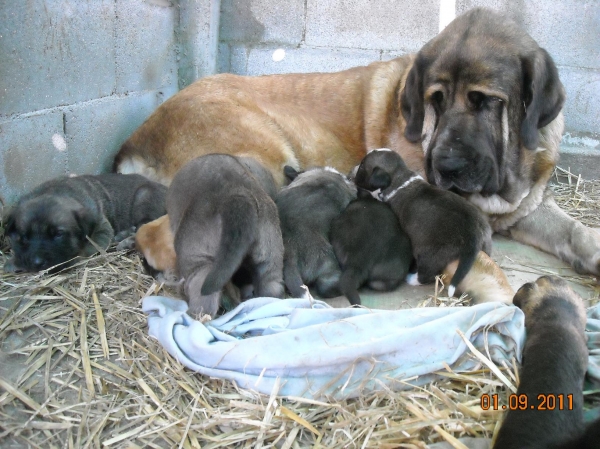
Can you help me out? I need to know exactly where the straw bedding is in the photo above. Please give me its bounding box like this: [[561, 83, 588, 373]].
[[0, 168, 599, 448]]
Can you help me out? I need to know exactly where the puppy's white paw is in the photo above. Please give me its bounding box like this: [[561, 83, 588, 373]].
[[447, 285, 456, 297], [300, 284, 314, 301], [406, 273, 421, 286]]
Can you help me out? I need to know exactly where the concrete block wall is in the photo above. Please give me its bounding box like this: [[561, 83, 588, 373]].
[[0, 0, 179, 204], [218, 0, 600, 178]]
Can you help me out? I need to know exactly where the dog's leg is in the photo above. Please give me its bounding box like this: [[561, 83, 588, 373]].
[[493, 276, 588, 449], [250, 221, 285, 299], [184, 266, 222, 318], [508, 190, 600, 276], [314, 256, 342, 298]]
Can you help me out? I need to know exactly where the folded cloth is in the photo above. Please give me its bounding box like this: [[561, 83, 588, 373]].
[[143, 296, 528, 399]]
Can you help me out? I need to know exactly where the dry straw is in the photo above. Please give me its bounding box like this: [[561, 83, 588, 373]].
[[0, 168, 598, 448]]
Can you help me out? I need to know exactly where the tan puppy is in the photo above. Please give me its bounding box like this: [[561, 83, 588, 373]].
[[135, 215, 176, 275], [442, 252, 514, 304], [114, 8, 600, 278]]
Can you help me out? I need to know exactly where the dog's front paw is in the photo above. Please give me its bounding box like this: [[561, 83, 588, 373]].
[[116, 235, 136, 251], [569, 225, 600, 277]]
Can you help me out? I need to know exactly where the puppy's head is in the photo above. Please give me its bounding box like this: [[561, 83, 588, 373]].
[[135, 215, 176, 274], [513, 276, 586, 328], [354, 149, 409, 191], [401, 8, 564, 195], [4, 195, 94, 272]]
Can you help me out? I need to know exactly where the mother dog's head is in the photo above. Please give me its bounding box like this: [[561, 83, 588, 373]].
[[400, 8, 565, 196]]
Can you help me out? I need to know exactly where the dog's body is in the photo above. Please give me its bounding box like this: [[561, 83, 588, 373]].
[[4, 174, 167, 272], [494, 276, 597, 448], [167, 154, 284, 317], [330, 188, 412, 305], [114, 8, 600, 278], [276, 167, 356, 298], [355, 149, 492, 296]]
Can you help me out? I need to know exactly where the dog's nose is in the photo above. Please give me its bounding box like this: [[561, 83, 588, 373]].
[[433, 147, 469, 178]]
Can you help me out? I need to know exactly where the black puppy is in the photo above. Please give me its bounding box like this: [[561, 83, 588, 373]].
[[330, 188, 412, 305], [276, 166, 356, 298], [355, 149, 492, 296], [4, 174, 167, 272], [167, 154, 284, 317], [494, 276, 599, 449]]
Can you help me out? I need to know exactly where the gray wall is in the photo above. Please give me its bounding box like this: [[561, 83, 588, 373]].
[[1, 1, 599, 205], [218, 0, 600, 177]]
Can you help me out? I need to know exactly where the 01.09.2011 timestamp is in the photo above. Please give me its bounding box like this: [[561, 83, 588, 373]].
[[480, 393, 574, 411]]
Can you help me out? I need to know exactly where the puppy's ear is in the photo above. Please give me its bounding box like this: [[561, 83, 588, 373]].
[[400, 55, 427, 143], [74, 208, 114, 256], [520, 48, 565, 150], [284, 165, 300, 182], [367, 167, 391, 190]]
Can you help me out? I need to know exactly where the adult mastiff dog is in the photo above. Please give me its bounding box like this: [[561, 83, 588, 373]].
[[114, 8, 600, 277]]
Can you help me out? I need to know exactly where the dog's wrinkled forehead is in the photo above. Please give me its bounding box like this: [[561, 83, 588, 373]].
[[10, 195, 79, 235]]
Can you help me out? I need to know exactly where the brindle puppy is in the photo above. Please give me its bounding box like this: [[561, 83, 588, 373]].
[[355, 149, 492, 297], [4, 174, 167, 272], [330, 187, 412, 306], [494, 276, 598, 449]]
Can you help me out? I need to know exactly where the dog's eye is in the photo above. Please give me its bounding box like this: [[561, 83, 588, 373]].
[[53, 229, 65, 239], [431, 91, 444, 107], [468, 91, 486, 110]]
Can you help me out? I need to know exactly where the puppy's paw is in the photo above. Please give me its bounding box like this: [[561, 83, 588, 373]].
[[114, 226, 137, 243], [405, 272, 421, 286], [569, 224, 600, 276], [513, 276, 586, 328], [3, 257, 20, 273], [116, 235, 136, 251]]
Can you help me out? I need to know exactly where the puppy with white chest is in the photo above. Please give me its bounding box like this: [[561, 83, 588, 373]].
[[4, 174, 167, 273], [330, 187, 412, 305], [276, 166, 356, 298], [167, 154, 284, 317], [355, 149, 492, 297]]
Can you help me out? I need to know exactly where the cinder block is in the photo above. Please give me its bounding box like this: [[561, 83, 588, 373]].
[[65, 87, 178, 176], [0, 112, 67, 204], [231, 45, 381, 76], [305, 0, 439, 52], [219, 0, 304, 45], [218, 43, 231, 73], [456, 0, 600, 69], [381, 50, 412, 61], [115, 0, 178, 93], [0, 1, 116, 116], [559, 67, 600, 135]]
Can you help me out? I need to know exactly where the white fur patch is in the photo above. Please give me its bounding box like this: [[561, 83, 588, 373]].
[[406, 273, 421, 286], [324, 166, 343, 176], [367, 148, 393, 153], [382, 175, 423, 201], [468, 189, 530, 215], [447, 285, 456, 297]]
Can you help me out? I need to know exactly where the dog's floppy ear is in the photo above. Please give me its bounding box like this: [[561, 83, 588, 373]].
[[367, 167, 391, 190], [74, 207, 114, 256], [520, 48, 565, 150], [400, 56, 426, 143], [284, 165, 300, 182]]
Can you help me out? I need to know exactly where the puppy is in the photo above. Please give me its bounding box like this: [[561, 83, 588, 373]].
[[355, 149, 492, 297], [4, 174, 167, 272], [167, 154, 284, 317], [276, 166, 356, 298], [493, 276, 597, 448], [330, 187, 412, 305], [442, 251, 514, 304], [135, 214, 177, 278]]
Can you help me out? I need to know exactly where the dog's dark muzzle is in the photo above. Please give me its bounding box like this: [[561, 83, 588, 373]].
[[427, 145, 499, 195]]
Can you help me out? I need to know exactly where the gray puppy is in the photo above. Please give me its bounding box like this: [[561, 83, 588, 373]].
[[330, 187, 412, 306], [355, 149, 492, 297], [276, 166, 357, 298], [4, 174, 167, 272], [167, 154, 284, 317]]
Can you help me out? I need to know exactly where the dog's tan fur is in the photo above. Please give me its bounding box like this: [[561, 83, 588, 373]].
[[135, 215, 176, 274], [442, 252, 514, 304], [117, 9, 600, 278]]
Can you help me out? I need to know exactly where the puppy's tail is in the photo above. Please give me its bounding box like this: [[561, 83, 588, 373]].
[[339, 267, 367, 306], [201, 196, 257, 296], [448, 248, 478, 297]]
